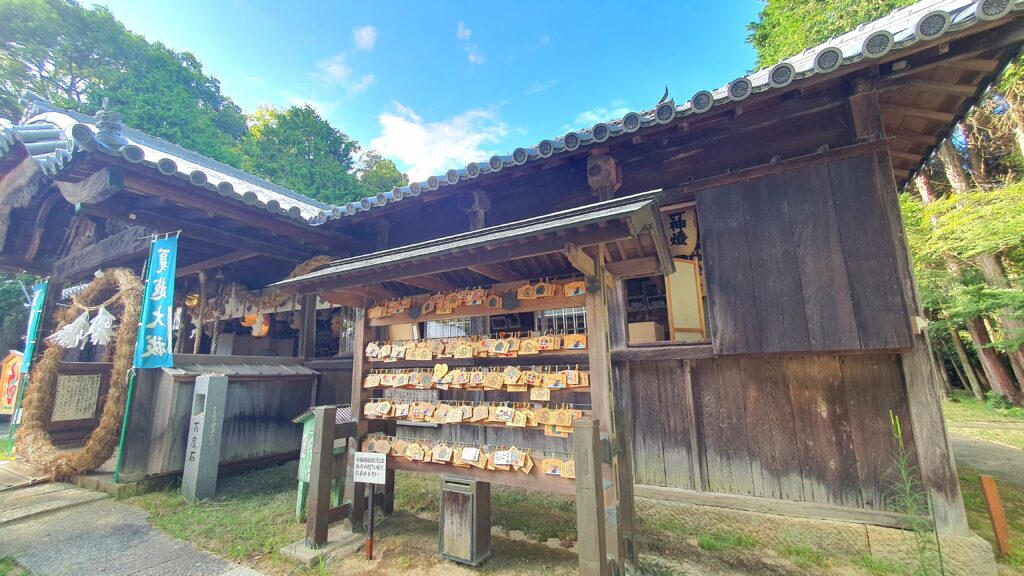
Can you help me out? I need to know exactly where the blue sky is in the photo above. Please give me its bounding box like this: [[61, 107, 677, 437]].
[[90, 0, 762, 179]]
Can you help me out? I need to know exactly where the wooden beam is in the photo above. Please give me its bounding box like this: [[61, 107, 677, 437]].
[[56, 167, 122, 205], [888, 130, 940, 145], [467, 263, 518, 282], [394, 274, 459, 293], [890, 150, 925, 165], [945, 58, 1001, 73], [281, 222, 634, 295], [52, 225, 152, 280], [881, 104, 957, 123], [877, 79, 979, 98], [605, 256, 661, 278], [563, 243, 596, 276], [667, 139, 888, 200], [83, 200, 310, 262], [120, 172, 352, 249], [176, 250, 257, 278], [848, 86, 885, 142], [24, 192, 63, 261]]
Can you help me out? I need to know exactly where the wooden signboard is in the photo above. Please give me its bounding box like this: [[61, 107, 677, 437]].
[[52, 373, 102, 422], [0, 351, 23, 415]]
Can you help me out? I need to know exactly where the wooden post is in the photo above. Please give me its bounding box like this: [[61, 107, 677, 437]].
[[583, 248, 636, 571], [306, 405, 337, 548], [605, 279, 638, 568], [298, 294, 317, 361], [873, 149, 970, 534], [345, 303, 369, 533], [574, 418, 609, 576], [980, 475, 1011, 556]]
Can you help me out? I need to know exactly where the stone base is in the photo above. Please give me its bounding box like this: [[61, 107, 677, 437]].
[[636, 496, 996, 576], [280, 523, 364, 567]]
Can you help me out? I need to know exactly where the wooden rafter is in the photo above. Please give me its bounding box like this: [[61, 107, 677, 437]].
[[176, 250, 258, 278], [467, 263, 519, 282], [881, 104, 957, 123]]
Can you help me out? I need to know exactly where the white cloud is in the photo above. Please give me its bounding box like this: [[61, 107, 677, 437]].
[[526, 79, 558, 95], [564, 101, 631, 131], [278, 91, 341, 118], [508, 35, 551, 63], [353, 25, 377, 51], [313, 53, 352, 85], [457, 21, 485, 65], [370, 101, 508, 180], [348, 74, 376, 95]]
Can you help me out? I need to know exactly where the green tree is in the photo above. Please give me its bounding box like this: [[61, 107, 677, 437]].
[[0, 0, 247, 165], [747, 0, 916, 68], [358, 150, 408, 196], [240, 105, 364, 205]]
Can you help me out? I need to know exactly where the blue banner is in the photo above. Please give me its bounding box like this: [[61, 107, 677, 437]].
[[21, 280, 48, 376], [134, 236, 177, 369]]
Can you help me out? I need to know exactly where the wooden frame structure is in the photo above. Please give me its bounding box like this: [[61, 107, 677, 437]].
[[276, 191, 676, 573]]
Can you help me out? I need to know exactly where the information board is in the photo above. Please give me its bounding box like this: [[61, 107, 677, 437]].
[[52, 374, 101, 421]]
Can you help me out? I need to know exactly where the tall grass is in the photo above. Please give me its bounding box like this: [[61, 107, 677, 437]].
[[889, 410, 944, 576]]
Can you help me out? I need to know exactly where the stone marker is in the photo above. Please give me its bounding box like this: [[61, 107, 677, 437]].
[[182, 374, 228, 501]]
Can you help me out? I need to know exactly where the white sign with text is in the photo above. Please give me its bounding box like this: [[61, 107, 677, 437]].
[[353, 451, 387, 485]]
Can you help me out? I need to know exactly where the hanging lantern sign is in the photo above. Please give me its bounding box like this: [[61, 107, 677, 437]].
[[661, 206, 698, 257], [134, 236, 178, 369]]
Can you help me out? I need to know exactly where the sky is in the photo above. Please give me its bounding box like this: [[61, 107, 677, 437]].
[[89, 0, 762, 180]]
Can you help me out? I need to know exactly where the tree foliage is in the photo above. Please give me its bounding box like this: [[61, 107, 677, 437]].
[[747, 0, 917, 68], [0, 0, 403, 206], [240, 105, 365, 206]]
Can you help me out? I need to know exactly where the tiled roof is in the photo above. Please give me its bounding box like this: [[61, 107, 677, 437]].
[[340, 0, 1022, 218], [2, 0, 1017, 227], [0, 94, 335, 225]]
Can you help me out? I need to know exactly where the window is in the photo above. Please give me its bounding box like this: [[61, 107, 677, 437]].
[[535, 307, 586, 334], [425, 317, 474, 338], [625, 203, 707, 345]]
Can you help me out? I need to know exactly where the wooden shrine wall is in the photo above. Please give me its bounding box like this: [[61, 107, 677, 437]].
[[696, 151, 913, 355], [620, 353, 916, 513]]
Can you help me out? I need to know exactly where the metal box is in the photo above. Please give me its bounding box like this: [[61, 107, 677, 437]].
[[439, 475, 491, 566]]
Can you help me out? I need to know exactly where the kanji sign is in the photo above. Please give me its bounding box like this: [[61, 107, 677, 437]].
[[661, 206, 698, 257], [134, 236, 177, 369], [353, 451, 387, 484]]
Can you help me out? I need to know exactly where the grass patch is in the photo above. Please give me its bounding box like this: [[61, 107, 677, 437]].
[[638, 557, 685, 575], [778, 542, 826, 569], [0, 557, 29, 576], [943, 390, 1024, 424], [852, 553, 906, 575], [696, 530, 756, 552], [127, 461, 304, 573], [958, 464, 1024, 569], [394, 470, 576, 542]]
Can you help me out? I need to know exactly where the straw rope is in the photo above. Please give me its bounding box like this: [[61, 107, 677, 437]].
[[17, 268, 143, 481]]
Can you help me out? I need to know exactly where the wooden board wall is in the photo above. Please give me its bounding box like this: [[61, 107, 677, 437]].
[[621, 353, 917, 513], [697, 152, 912, 355]]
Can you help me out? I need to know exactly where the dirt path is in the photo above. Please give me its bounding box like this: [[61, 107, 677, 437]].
[[950, 432, 1024, 486]]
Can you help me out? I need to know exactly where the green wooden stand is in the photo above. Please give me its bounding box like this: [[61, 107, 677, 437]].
[[294, 410, 345, 522]]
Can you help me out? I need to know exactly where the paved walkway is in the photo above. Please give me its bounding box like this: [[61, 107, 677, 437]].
[[0, 482, 262, 576]]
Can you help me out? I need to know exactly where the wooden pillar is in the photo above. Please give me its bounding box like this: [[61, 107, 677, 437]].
[[875, 150, 969, 535], [298, 293, 317, 361], [587, 151, 621, 201], [583, 249, 637, 571], [574, 418, 609, 576], [606, 279, 638, 567], [345, 303, 369, 533], [345, 302, 396, 532], [848, 77, 885, 142], [457, 189, 490, 231]]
